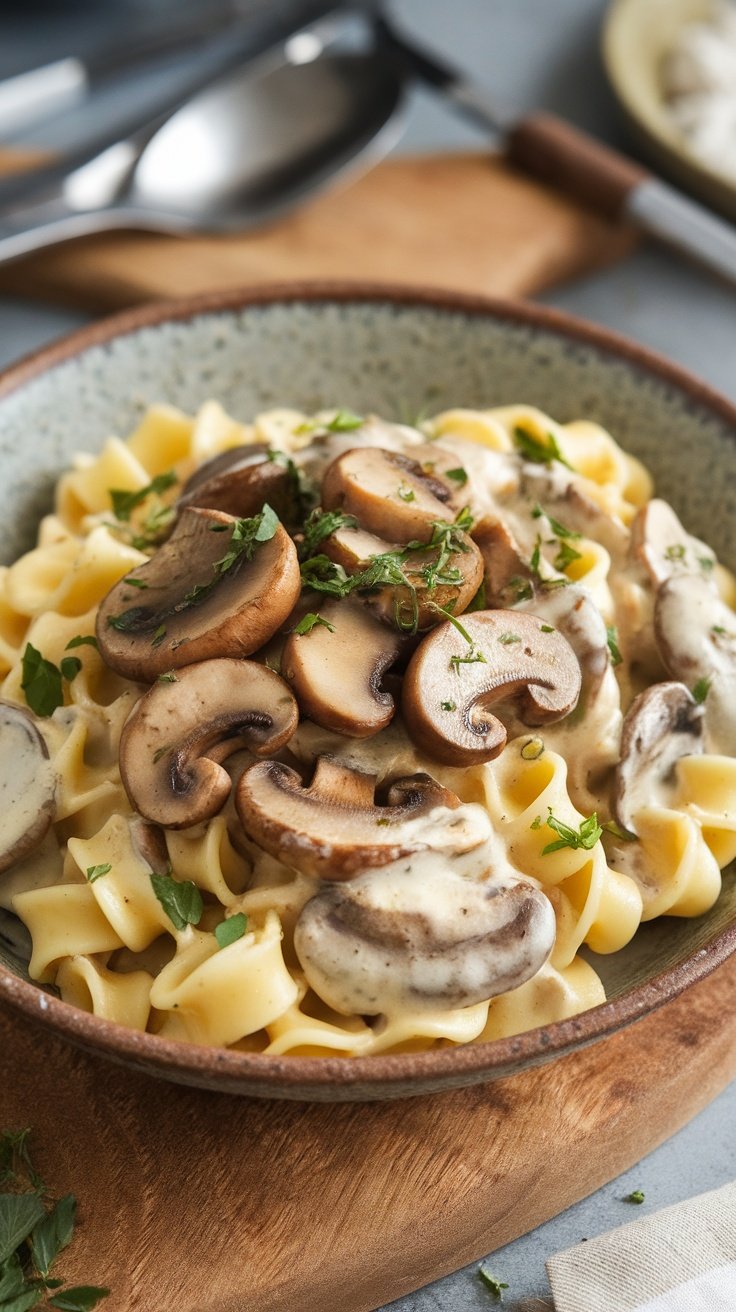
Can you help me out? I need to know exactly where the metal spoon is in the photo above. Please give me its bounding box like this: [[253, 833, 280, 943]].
[[0, 33, 405, 265]]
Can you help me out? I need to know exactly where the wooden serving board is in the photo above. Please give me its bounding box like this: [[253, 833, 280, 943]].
[[1, 955, 734, 1312], [0, 150, 637, 310]]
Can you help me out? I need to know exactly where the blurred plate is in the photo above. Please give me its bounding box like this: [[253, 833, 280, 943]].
[[603, 0, 736, 222]]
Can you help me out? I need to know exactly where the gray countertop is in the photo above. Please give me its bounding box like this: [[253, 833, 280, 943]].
[[1, 1, 734, 1307]]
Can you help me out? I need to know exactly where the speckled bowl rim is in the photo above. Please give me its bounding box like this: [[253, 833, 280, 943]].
[[1, 280, 735, 1099]]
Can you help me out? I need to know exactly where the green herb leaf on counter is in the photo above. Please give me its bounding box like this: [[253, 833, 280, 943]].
[[692, 677, 711, 704], [215, 913, 248, 949], [513, 426, 573, 470], [21, 644, 64, 718], [625, 1190, 645, 1204], [606, 625, 623, 667], [31, 1194, 76, 1277], [535, 807, 603, 855], [477, 1265, 509, 1300], [291, 613, 336, 636], [49, 1287, 110, 1311], [85, 865, 112, 884], [150, 872, 203, 931], [108, 471, 177, 522], [64, 636, 98, 652]]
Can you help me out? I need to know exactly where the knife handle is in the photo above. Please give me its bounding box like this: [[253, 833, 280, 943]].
[[506, 111, 648, 219]]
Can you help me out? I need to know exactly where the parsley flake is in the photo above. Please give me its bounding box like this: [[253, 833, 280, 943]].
[[85, 864, 112, 883], [536, 807, 603, 854], [664, 543, 686, 562], [292, 612, 336, 636], [151, 624, 166, 648], [626, 1190, 645, 1204], [108, 471, 177, 522], [531, 503, 581, 540], [441, 700, 457, 712], [514, 426, 573, 470], [498, 632, 521, 645], [445, 467, 468, 485], [602, 820, 638, 843], [21, 644, 64, 718], [397, 483, 416, 502], [477, 1265, 509, 1300], [150, 872, 203, 931], [157, 672, 178, 683], [326, 409, 364, 432], [607, 625, 623, 666], [299, 508, 358, 561], [215, 913, 248, 949], [65, 635, 98, 652], [540, 624, 555, 633], [692, 676, 711, 704]]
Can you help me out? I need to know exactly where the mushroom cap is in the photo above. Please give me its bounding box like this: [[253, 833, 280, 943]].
[[473, 519, 532, 604], [321, 447, 454, 543], [654, 573, 736, 754], [631, 499, 716, 587], [177, 446, 300, 525], [515, 582, 610, 707], [294, 866, 556, 1015], [282, 598, 404, 737], [402, 610, 582, 766], [0, 701, 56, 874], [96, 507, 300, 681], [119, 659, 298, 828], [613, 681, 704, 836], [235, 754, 488, 879]]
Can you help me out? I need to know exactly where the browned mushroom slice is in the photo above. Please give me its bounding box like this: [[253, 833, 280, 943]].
[[655, 573, 736, 754], [177, 446, 300, 524], [631, 499, 716, 587], [294, 867, 556, 1014], [473, 519, 534, 605], [613, 682, 703, 836], [321, 447, 454, 542], [0, 701, 56, 874], [323, 524, 484, 630], [519, 464, 629, 557], [282, 599, 404, 737], [235, 755, 485, 879], [515, 583, 610, 707], [402, 611, 582, 766], [120, 659, 298, 828], [97, 506, 300, 681]]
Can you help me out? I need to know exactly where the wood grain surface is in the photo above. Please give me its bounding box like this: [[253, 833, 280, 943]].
[[1, 954, 734, 1312], [0, 151, 637, 310]]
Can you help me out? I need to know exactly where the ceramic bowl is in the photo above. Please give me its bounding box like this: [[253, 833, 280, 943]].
[[603, 0, 736, 222], [0, 283, 735, 1101]]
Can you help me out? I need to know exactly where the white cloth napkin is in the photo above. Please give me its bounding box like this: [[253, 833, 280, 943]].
[[545, 1182, 736, 1311]]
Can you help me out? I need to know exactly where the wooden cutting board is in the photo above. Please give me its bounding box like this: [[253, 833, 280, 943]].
[[1, 955, 734, 1312], [0, 151, 637, 309]]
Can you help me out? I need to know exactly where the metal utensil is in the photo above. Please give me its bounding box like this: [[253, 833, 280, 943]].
[[0, 34, 404, 264], [376, 15, 736, 289]]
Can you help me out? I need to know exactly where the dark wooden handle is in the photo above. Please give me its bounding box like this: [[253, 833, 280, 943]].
[[506, 112, 649, 220]]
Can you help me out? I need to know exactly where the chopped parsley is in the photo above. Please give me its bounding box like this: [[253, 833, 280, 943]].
[[64, 635, 98, 652], [625, 1190, 645, 1204], [291, 612, 336, 636], [85, 864, 112, 883], [157, 672, 178, 684], [533, 807, 603, 854], [299, 508, 358, 561], [151, 625, 166, 648], [531, 503, 581, 539], [215, 913, 248, 949], [445, 467, 468, 485], [108, 470, 177, 522], [606, 625, 623, 667], [513, 426, 573, 470], [397, 484, 416, 502], [150, 872, 203, 931], [507, 576, 534, 603], [465, 580, 487, 613], [664, 543, 686, 562], [214, 504, 279, 574], [21, 644, 81, 718], [540, 624, 555, 633], [326, 409, 364, 432], [477, 1266, 509, 1300], [553, 539, 582, 572], [498, 632, 521, 645], [602, 820, 638, 843], [692, 676, 711, 704], [152, 745, 172, 764], [441, 700, 457, 712]]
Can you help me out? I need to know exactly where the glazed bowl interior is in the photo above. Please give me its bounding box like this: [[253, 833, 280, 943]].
[[1, 284, 735, 1100]]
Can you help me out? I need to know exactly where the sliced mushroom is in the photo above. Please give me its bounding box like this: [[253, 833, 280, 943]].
[[97, 507, 300, 681], [515, 583, 611, 707], [631, 499, 716, 587], [120, 659, 298, 828], [294, 865, 556, 1014], [177, 446, 300, 525], [402, 611, 582, 766], [321, 447, 454, 542], [323, 523, 484, 629], [281, 598, 404, 737], [519, 463, 630, 558], [0, 701, 56, 874], [473, 519, 534, 605], [613, 681, 703, 836], [655, 573, 736, 754], [235, 754, 488, 878]]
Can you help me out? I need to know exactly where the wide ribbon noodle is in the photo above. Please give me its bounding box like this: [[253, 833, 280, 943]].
[[1, 399, 734, 1056]]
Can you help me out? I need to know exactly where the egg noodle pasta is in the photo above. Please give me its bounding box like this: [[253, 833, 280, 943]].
[[0, 400, 733, 1057]]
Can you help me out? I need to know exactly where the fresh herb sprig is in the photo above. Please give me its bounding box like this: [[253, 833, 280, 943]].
[[531, 807, 603, 854], [0, 1128, 109, 1311], [514, 425, 573, 470], [108, 471, 177, 523], [21, 644, 82, 719]]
